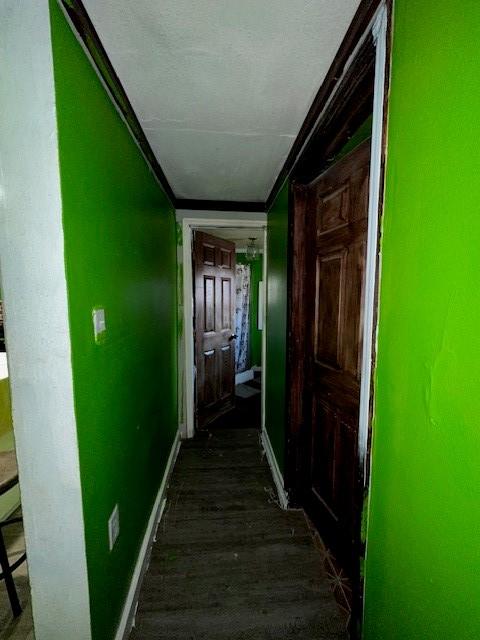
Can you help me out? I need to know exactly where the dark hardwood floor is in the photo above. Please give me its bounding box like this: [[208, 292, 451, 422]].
[[130, 427, 349, 640], [208, 380, 262, 430]]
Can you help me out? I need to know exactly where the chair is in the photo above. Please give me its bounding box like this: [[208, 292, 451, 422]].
[[0, 450, 26, 617]]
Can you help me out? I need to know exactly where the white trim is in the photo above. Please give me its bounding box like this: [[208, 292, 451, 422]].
[[358, 2, 388, 477], [261, 428, 289, 509], [182, 221, 195, 438], [288, 10, 384, 175], [257, 280, 264, 331], [182, 217, 267, 439], [114, 430, 181, 640], [235, 247, 264, 254], [176, 209, 267, 223], [261, 229, 268, 430], [0, 4, 92, 638], [235, 369, 254, 385]]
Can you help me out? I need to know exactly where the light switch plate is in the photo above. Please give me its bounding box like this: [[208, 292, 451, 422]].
[[108, 504, 120, 551], [92, 307, 106, 344]]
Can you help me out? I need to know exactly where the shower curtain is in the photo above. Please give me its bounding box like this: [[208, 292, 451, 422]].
[[235, 263, 250, 373]]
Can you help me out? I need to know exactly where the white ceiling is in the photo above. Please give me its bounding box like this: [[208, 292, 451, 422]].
[[83, 0, 360, 203]]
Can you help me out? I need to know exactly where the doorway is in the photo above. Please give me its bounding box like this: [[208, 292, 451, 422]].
[[285, 3, 389, 633], [295, 138, 372, 576], [182, 219, 267, 438], [194, 228, 264, 431]]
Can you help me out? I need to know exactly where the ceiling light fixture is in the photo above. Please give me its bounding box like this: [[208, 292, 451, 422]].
[[245, 237, 258, 262]]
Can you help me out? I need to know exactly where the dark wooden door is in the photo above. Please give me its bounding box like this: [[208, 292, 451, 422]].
[[194, 231, 236, 429], [302, 140, 370, 573]]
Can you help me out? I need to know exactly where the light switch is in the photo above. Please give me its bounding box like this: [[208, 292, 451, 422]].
[[92, 308, 106, 343], [108, 504, 120, 551]]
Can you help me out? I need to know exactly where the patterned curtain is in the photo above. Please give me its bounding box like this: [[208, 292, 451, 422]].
[[235, 263, 250, 373]]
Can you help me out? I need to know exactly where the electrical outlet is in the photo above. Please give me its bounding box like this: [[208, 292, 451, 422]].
[[108, 504, 120, 551]]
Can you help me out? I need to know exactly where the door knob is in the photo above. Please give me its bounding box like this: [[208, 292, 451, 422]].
[[228, 334, 238, 341]]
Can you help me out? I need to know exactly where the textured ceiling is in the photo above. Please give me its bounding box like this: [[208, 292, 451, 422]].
[[83, 0, 360, 202]]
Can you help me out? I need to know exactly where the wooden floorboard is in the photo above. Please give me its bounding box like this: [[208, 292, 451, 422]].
[[130, 427, 349, 640]]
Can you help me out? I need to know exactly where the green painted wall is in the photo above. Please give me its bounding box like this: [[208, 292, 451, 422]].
[[335, 115, 372, 163], [364, 2, 480, 638], [49, 3, 177, 639], [236, 253, 263, 368], [265, 182, 289, 472]]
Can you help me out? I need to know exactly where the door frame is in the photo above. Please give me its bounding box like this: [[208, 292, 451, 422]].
[[285, 0, 390, 628], [286, 1, 390, 491], [182, 218, 267, 439]]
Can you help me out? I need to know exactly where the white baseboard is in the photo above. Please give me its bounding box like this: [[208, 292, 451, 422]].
[[261, 428, 289, 510], [114, 430, 181, 640], [235, 368, 254, 385], [178, 422, 187, 440]]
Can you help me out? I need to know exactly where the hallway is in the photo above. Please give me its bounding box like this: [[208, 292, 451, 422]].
[[3, 1, 479, 638], [130, 428, 348, 640]]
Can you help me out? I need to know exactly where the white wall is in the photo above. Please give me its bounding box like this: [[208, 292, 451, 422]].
[[0, 2, 91, 638]]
